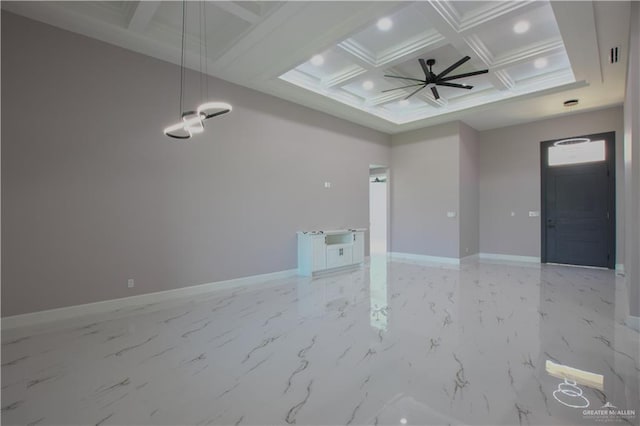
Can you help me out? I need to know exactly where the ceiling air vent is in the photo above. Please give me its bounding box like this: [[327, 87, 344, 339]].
[[609, 47, 619, 64]]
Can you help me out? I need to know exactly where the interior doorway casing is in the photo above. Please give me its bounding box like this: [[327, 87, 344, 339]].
[[540, 132, 616, 269]]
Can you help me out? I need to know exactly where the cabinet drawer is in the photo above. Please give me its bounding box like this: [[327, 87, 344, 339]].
[[326, 244, 353, 268]]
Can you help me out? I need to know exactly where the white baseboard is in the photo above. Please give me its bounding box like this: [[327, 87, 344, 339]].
[[479, 253, 541, 263], [389, 252, 460, 265], [625, 315, 640, 332], [1, 269, 297, 330]]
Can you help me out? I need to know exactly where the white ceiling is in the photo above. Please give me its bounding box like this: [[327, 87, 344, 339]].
[[280, 1, 576, 125], [1, 1, 631, 133]]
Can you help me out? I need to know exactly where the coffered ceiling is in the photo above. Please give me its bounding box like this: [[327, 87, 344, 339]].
[[280, 1, 575, 125], [1, 1, 631, 133]]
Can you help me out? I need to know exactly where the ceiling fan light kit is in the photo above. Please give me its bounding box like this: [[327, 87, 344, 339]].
[[383, 56, 489, 100], [163, 1, 232, 140]]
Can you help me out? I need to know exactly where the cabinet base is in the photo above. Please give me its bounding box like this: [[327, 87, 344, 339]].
[[298, 262, 364, 277]]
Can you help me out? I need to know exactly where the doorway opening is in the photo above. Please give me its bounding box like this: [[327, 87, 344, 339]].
[[540, 132, 616, 269], [369, 166, 388, 254]]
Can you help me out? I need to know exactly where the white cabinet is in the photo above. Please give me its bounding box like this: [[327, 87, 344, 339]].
[[327, 244, 353, 268], [311, 236, 326, 271], [297, 229, 366, 276]]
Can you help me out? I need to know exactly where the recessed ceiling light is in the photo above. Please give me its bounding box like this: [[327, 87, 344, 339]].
[[362, 80, 374, 90], [310, 54, 324, 66], [513, 20, 530, 34], [377, 17, 393, 31], [563, 99, 579, 107], [399, 99, 410, 106], [534, 58, 548, 69]]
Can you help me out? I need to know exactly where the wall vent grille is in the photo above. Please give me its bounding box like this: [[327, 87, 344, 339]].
[[609, 47, 619, 64]]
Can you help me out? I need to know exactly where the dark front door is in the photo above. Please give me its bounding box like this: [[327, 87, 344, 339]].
[[541, 132, 615, 268]]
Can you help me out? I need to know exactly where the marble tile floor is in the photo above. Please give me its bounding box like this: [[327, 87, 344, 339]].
[[2, 257, 639, 426]]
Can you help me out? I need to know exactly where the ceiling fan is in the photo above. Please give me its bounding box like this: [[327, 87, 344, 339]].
[[383, 56, 488, 100]]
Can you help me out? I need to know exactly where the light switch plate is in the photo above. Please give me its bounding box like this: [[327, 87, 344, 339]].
[[529, 211, 540, 217], [447, 211, 457, 218]]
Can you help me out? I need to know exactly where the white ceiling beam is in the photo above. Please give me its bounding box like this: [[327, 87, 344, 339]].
[[127, 1, 161, 33], [366, 92, 405, 107], [488, 70, 515, 91], [426, 1, 538, 36], [338, 39, 378, 69], [456, 2, 539, 35], [411, 86, 449, 108], [490, 39, 565, 70], [550, 1, 602, 84], [214, 2, 400, 81], [416, 3, 503, 93], [322, 66, 368, 89], [212, 2, 260, 24], [415, 4, 486, 63]]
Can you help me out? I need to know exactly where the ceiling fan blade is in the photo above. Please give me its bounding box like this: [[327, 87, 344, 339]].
[[384, 75, 426, 83], [381, 83, 425, 93], [418, 58, 431, 80], [435, 56, 470, 80], [430, 86, 440, 100], [439, 69, 489, 82], [436, 82, 473, 89], [405, 85, 426, 99]]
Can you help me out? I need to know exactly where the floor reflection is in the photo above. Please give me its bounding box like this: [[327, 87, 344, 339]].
[[369, 254, 388, 331]]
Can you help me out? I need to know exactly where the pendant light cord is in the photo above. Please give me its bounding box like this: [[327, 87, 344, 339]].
[[199, 1, 204, 104], [179, 0, 186, 117], [203, 1, 209, 100]]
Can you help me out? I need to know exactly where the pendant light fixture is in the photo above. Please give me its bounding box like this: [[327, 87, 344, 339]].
[[163, 1, 231, 139]]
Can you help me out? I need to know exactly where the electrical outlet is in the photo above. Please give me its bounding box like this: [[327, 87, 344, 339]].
[[127, 279, 135, 288]]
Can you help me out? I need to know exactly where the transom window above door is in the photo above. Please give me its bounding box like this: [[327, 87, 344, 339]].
[[548, 139, 606, 167]]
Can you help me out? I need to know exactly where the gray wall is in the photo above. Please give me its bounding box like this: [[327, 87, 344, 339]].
[[478, 107, 625, 261], [624, 2, 640, 317], [1, 13, 390, 316], [0, 11, 3, 319], [459, 122, 479, 257], [390, 122, 460, 258]]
